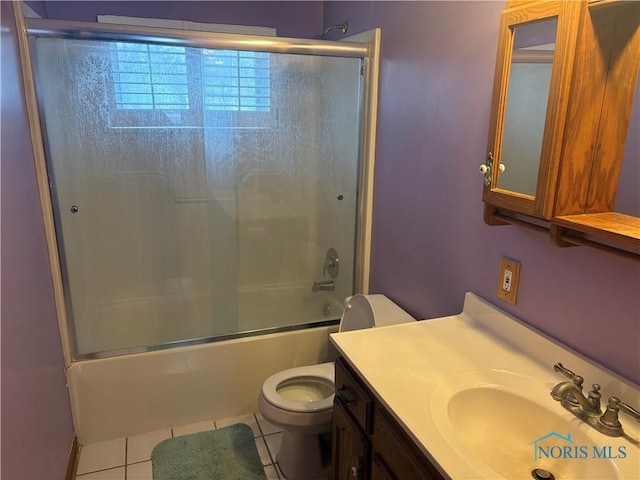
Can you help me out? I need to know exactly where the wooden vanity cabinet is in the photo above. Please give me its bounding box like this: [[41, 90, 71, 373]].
[[331, 358, 446, 480], [372, 406, 445, 480], [483, 0, 640, 259]]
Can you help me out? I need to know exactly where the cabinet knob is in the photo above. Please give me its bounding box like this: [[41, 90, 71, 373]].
[[351, 465, 359, 477], [481, 152, 494, 186], [337, 386, 357, 405]]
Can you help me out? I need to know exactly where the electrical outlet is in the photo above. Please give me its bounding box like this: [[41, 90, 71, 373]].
[[502, 268, 513, 292], [497, 256, 520, 305]]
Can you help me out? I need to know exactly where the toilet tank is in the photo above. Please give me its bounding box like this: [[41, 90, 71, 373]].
[[338, 294, 416, 332]]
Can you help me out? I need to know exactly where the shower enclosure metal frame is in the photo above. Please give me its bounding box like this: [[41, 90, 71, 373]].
[[17, 14, 380, 364]]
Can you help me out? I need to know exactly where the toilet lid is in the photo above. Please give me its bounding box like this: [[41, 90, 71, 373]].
[[261, 362, 334, 413], [339, 294, 416, 331]]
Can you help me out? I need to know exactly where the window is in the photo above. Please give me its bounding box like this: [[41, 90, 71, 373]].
[[202, 50, 271, 112], [109, 43, 271, 126], [111, 43, 189, 110]]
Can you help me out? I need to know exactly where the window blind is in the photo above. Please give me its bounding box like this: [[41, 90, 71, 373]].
[[201, 49, 271, 112], [110, 43, 271, 114], [111, 42, 189, 110]]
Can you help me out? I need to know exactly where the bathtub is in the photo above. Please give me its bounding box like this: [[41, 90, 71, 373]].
[[67, 322, 339, 444], [77, 281, 344, 355]]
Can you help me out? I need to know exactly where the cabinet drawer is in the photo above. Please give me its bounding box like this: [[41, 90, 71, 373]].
[[335, 357, 373, 433], [373, 405, 445, 480]]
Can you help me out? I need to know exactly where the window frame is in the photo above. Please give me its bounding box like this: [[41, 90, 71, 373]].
[[100, 16, 276, 129]]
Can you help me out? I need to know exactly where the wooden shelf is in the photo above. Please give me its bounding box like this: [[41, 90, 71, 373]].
[[588, 0, 636, 11], [553, 213, 640, 246], [550, 213, 640, 261]]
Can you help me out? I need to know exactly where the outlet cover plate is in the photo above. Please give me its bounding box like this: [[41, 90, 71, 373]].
[[497, 256, 520, 305]]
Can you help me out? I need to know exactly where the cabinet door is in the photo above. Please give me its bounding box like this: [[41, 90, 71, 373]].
[[372, 406, 445, 480], [483, 1, 583, 219], [332, 400, 370, 480], [371, 454, 395, 480]]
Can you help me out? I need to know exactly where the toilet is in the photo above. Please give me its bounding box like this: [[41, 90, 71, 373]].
[[257, 294, 415, 480]]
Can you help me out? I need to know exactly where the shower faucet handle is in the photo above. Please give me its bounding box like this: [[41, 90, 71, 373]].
[[324, 260, 338, 277], [324, 248, 340, 279]]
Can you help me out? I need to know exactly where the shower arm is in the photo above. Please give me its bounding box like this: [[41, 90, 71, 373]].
[[322, 21, 348, 38]]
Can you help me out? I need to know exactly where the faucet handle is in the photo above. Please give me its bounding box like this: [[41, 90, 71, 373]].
[[616, 397, 640, 422], [596, 396, 639, 437], [554, 363, 584, 388], [599, 397, 623, 433]]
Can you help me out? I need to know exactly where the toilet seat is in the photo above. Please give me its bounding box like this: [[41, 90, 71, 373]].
[[261, 362, 334, 413]]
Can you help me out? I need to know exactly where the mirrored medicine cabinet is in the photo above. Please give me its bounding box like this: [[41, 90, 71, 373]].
[[482, 0, 640, 260]]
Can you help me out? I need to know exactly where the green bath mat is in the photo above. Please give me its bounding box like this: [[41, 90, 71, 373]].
[[151, 423, 267, 480]]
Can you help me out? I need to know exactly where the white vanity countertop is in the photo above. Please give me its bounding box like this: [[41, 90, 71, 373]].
[[329, 292, 640, 480]]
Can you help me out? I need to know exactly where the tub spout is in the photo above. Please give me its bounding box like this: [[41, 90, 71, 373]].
[[312, 280, 335, 292]]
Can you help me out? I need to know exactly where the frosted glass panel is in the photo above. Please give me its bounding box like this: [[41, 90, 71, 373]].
[[498, 19, 557, 196], [34, 37, 362, 356]]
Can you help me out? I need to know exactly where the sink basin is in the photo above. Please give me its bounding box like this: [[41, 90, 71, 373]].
[[431, 370, 625, 480]]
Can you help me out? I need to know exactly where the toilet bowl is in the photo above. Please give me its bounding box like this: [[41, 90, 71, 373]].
[[258, 362, 334, 433], [258, 294, 415, 480]]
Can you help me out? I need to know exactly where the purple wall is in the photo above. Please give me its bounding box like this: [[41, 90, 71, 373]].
[[38, 1, 324, 39], [1, 2, 74, 479], [324, 1, 640, 385], [5, 9, 637, 480]]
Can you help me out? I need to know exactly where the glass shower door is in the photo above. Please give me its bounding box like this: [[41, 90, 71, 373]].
[[32, 36, 363, 357]]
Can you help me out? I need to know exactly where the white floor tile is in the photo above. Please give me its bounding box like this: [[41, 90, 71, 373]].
[[215, 412, 260, 437], [126, 461, 153, 480], [254, 436, 273, 466], [264, 432, 283, 461], [127, 428, 172, 464], [77, 437, 126, 475], [256, 412, 283, 435], [264, 464, 280, 480], [172, 420, 215, 437], [76, 466, 125, 480]]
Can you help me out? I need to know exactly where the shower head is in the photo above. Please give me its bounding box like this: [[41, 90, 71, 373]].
[[321, 20, 348, 38]]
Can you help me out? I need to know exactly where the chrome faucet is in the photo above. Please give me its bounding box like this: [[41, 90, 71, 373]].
[[312, 280, 335, 292], [550, 363, 601, 415], [550, 363, 640, 437]]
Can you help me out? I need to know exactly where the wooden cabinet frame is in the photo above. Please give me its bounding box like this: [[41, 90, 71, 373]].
[[484, 1, 584, 218], [551, 1, 640, 254], [484, 0, 640, 259]]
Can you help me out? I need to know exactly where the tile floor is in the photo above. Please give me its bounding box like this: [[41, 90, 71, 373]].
[[74, 412, 309, 480]]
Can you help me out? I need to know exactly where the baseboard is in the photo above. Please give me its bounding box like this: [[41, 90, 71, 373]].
[[65, 435, 80, 480]]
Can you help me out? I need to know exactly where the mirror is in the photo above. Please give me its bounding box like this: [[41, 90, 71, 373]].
[[614, 71, 639, 217], [497, 18, 558, 197]]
